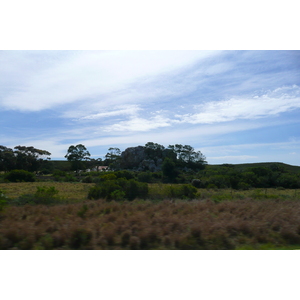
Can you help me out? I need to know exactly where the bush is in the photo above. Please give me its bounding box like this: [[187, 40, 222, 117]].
[[237, 182, 251, 190], [63, 174, 77, 182], [52, 170, 67, 177], [115, 170, 135, 180], [88, 178, 148, 201], [99, 173, 117, 181], [137, 172, 152, 183], [69, 228, 92, 249], [0, 189, 8, 211], [88, 180, 122, 201], [4, 170, 36, 182], [12, 186, 61, 205], [191, 179, 201, 188], [82, 176, 93, 183], [165, 184, 197, 200]]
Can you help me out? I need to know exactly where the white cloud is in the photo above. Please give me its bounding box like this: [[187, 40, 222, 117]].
[[177, 85, 300, 124], [103, 115, 172, 132], [0, 50, 219, 112], [78, 105, 141, 121]]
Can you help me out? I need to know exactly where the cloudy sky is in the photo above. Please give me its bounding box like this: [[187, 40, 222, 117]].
[[1, 50, 300, 165]]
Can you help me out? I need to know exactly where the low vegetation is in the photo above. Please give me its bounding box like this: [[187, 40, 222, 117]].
[[1, 196, 300, 250], [1, 142, 300, 250], [0, 181, 300, 250]]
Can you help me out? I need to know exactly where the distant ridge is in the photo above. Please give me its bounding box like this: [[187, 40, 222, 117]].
[[50, 160, 300, 173], [207, 162, 300, 173]]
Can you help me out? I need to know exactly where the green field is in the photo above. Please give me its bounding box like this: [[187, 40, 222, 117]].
[[0, 181, 93, 202]]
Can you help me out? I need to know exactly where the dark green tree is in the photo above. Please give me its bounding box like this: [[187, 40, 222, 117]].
[[14, 146, 51, 172], [144, 142, 165, 161], [162, 157, 177, 182], [86, 158, 103, 171], [168, 144, 206, 170], [65, 144, 91, 173], [104, 147, 121, 169], [0, 146, 16, 172]]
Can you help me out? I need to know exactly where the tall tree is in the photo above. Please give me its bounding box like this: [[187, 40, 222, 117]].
[[14, 146, 51, 172], [162, 157, 177, 182], [65, 144, 91, 173], [105, 147, 121, 169], [0, 146, 16, 172], [168, 144, 206, 170], [144, 142, 165, 161]]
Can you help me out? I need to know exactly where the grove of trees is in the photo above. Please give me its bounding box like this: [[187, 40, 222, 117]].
[[0, 145, 51, 173], [1, 142, 300, 190]]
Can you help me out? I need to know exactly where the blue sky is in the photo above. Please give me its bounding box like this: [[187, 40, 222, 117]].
[[1, 50, 300, 165]]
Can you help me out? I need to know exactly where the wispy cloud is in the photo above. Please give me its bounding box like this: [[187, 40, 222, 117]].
[[103, 115, 172, 132], [1, 51, 300, 165], [78, 105, 141, 121], [0, 51, 219, 112], [176, 85, 300, 124]]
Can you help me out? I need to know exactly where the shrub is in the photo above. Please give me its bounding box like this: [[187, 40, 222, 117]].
[[206, 183, 218, 190], [88, 180, 122, 200], [77, 204, 89, 218], [12, 186, 61, 205], [115, 170, 135, 180], [4, 170, 35, 182], [52, 170, 67, 177], [63, 174, 77, 182], [237, 182, 251, 190], [165, 184, 197, 200], [0, 189, 8, 212], [179, 184, 198, 199], [191, 179, 201, 188], [88, 178, 148, 201], [69, 228, 92, 249], [137, 172, 152, 183], [124, 179, 148, 201], [82, 176, 93, 183], [100, 173, 117, 181]]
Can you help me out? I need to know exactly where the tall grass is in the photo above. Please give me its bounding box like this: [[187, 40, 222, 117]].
[[1, 198, 300, 250]]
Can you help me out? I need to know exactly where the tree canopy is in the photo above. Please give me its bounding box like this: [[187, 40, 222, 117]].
[[65, 144, 91, 172], [0, 145, 51, 172]]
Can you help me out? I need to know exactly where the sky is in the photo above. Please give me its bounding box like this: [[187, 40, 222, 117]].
[[1, 50, 300, 165]]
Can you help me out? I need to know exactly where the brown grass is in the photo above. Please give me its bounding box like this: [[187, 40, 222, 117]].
[[1, 198, 300, 250]]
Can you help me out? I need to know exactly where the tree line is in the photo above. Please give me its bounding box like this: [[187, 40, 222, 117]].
[[1, 143, 299, 189], [0, 145, 51, 173], [64, 142, 207, 174]]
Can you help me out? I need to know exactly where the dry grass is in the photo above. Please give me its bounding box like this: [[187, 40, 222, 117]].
[[1, 198, 300, 250], [0, 182, 94, 202]]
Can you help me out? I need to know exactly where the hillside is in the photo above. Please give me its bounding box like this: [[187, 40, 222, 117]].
[[207, 162, 300, 174], [51, 160, 300, 173]]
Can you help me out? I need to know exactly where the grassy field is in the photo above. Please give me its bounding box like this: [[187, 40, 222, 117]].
[[0, 182, 94, 202], [1, 182, 300, 250], [1, 181, 299, 202]]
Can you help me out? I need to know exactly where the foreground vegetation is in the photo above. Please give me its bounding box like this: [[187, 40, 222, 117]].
[[1, 182, 300, 250], [1, 144, 299, 250]]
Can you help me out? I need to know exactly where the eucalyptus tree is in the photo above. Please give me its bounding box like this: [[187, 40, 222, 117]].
[[14, 146, 51, 172], [65, 144, 91, 173], [0, 146, 15, 172]]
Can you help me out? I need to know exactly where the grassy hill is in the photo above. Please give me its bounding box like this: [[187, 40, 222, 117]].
[[207, 162, 300, 174]]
